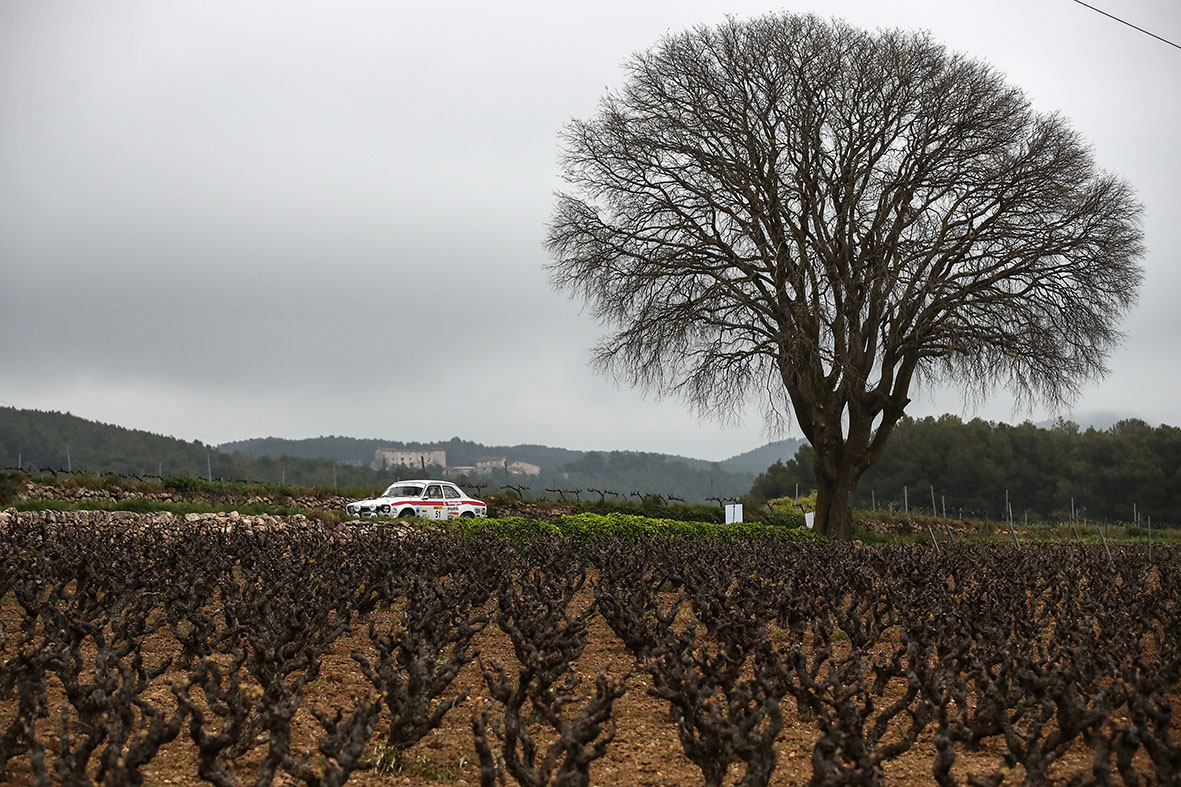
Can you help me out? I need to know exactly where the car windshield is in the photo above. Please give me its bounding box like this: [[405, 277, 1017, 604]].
[[381, 484, 424, 498]]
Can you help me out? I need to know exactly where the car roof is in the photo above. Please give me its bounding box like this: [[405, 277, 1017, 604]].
[[389, 480, 453, 485]]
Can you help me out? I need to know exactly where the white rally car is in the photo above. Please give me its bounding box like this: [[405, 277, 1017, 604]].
[[345, 480, 487, 520]]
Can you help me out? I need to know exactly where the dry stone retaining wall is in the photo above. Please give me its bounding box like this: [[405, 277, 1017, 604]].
[[9, 476, 576, 521], [13, 479, 354, 512], [0, 507, 355, 535]]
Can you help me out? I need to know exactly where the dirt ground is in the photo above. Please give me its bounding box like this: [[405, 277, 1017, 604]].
[[1, 580, 1170, 786]]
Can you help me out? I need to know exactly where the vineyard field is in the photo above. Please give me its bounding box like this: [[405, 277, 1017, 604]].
[[1, 509, 1178, 786]]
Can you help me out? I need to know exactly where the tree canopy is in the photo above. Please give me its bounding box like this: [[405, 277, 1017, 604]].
[[547, 12, 1143, 538]]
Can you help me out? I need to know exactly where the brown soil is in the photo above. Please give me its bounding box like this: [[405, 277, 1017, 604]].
[[1, 578, 1171, 786]]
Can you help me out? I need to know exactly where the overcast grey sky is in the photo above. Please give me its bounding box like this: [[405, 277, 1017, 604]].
[[2, 0, 1178, 460]]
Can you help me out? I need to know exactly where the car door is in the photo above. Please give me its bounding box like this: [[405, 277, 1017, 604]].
[[420, 484, 446, 519], [443, 484, 463, 517]]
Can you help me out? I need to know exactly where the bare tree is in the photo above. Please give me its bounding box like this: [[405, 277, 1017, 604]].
[[547, 13, 1142, 539]]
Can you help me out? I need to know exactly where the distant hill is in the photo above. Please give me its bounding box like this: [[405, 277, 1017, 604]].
[[219, 433, 810, 483], [216, 435, 384, 464], [0, 407, 771, 502], [218, 435, 765, 501], [0, 407, 213, 477], [218, 435, 587, 471], [0, 407, 398, 490], [719, 439, 805, 474]]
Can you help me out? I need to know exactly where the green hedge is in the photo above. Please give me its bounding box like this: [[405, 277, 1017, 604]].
[[760, 509, 807, 528], [572, 500, 726, 524], [443, 511, 824, 543], [443, 515, 563, 541]]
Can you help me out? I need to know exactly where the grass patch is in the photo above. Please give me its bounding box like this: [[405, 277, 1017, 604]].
[[370, 743, 469, 781], [0, 470, 25, 505]]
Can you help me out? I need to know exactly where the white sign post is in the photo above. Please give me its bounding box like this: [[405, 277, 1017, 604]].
[[725, 503, 743, 524]]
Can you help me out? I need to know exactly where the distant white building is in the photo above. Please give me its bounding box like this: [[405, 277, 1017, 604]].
[[373, 448, 447, 471], [507, 461, 540, 477], [475, 457, 506, 475]]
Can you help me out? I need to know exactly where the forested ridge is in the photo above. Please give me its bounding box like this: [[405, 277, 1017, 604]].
[[751, 415, 1180, 525], [0, 408, 759, 501], [0, 407, 395, 489]]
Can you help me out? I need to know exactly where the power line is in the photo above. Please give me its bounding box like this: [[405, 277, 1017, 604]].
[[1070, 0, 1181, 50]]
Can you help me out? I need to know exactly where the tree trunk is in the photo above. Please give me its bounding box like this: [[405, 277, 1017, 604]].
[[809, 404, 906, 540], [814, 464, 859, 541]]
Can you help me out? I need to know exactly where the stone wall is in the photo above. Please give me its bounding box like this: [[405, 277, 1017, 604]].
[[14, 479, 354, 512], [0, 506, 355, 534]]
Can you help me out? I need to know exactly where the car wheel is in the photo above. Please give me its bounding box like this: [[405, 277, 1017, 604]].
[[459, 511, 475, 519], [399, 508, 416, 518], [380, 504, 391, 515]]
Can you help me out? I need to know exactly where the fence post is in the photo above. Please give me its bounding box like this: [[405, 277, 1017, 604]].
[[932, 486, 955, 542], [926, 521, 942, 556], [1006, 491, 1020, 548], [1069, 497, 1075, 543], [904, 485, 908, 513], [1097, 523, 1114, 566]]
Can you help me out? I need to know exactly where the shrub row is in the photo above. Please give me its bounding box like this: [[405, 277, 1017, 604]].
[[439, 511, 822, 543]]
